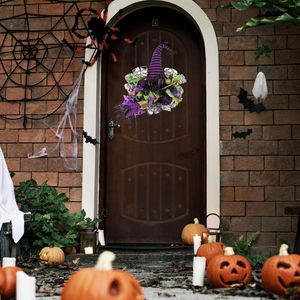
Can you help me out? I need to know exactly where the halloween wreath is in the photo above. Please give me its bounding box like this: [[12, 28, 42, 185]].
[[120, 44, 187, 118]]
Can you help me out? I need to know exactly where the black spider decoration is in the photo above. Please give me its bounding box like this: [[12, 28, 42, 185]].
[[238, 88, 266, 113], [232, 128, 253, 139], [65, 0, 135, 66]]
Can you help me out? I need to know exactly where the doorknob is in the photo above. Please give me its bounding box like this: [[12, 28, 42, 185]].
[[107, 119, 121, 140]]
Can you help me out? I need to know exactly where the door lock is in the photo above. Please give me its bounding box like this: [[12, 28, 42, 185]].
[[107, 119, 121, 140]]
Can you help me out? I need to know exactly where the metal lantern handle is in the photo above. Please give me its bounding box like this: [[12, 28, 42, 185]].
[[206, 213, 221, 230]]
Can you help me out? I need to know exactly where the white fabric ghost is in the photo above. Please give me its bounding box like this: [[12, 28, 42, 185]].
[[252, 72, 268, 101], [0, 147, 24, 243]]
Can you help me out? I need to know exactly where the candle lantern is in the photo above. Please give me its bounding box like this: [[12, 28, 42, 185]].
[[80, 229, 97, 254], [206, 213, 222, 242]]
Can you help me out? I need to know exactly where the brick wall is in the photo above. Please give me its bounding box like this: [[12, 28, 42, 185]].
[[0, 0, 299, 251]]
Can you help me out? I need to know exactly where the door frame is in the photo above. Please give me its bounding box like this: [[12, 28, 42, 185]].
[[82, 0, 220, 229]]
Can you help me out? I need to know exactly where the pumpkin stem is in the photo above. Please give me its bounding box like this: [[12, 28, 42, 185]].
[[224, 247, 235, 256], [279, 244, 289, 256], [194, 218, 200, 224], [95, 251, 116, 270]]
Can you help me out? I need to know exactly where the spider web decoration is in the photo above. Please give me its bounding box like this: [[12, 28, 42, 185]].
[[0, 0, 105, 126]]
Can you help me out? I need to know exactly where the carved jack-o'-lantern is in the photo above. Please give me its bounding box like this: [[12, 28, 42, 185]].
[[207, 247, 252, 288], [61, 251, 143, 300], [262, 244, 300, 295]]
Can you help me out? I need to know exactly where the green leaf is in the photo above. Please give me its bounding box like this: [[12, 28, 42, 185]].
[[231, 0, 254, 10]]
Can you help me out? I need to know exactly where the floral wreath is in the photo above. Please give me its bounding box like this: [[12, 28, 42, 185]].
[[120, 44, 187, 118]]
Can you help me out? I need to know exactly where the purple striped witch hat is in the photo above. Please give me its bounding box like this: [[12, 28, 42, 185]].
[[147, 43, 171, 82]]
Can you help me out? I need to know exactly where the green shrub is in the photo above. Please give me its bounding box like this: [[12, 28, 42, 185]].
[[15, 179, 98, 252]]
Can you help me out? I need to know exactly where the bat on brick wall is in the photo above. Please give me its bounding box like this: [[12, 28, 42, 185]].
[[238, 88, 266, 113], [83, 131, 99, 145], [232, 128, 253, 139]]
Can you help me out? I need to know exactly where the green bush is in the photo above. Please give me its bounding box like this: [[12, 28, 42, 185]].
[[15, 179, 98, 252]]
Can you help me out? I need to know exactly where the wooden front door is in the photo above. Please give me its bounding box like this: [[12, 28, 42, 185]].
[[101, 7, 206, 244]]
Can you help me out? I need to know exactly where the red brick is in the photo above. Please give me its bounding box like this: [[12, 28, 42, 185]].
[[250, 171, 279, 186], [19, 129, 45, 142], [276, 202, 300, 216], [0, 119, 4, 129], [20, 101, 47, 114], [260, 66, 287, 80], [7, 144, 32, 157], [220, 51, 244, 65], [288, 65, 300, 79], [262, 217, 291, 231], [221, 156, 234, 170], [249, 141, 278, 155], [232, 125, 262, 140], [292, 216, 298, 232], [203, 9, 216, 21], [6, 87, 26, 101], [246, 202, 275, 216], [297, 187, 300, 201], [247, 232, 276, 247], [235, 156, 264, 170], [263, 95, 288, 110], [245, 50, 274, 65], [274, 111, 300, 124], [70, 188, 82, 202], [12, 172, 31, 186], [229, 36, 257, 50], [5, 119, 29, 129], [21, 158, 48, 172], [236, 187, 264, 201], [32, 172, 58, 186], [33, 143, 59, 157], [0, 102, 20, 114], [220, 111, 244, 125], [217, 37, 228, 50], [259, 35, 286, 49], [276, 232, 296, 247], [279, 141, 300, 155], [274, 80, 300, 94], [65, 202, 82, 212], [1, 130, 19, 142], [48, 72, 74, 86], [56, 187, 70, 198], [231, 217, 261, 231], [220, 66, 230, 80], [266, 186, 295, 202], [280, 171, 300, 186], [38, 3, 65, 14], [221, 171, 249, 186], [221, 187, 235, 201], [221, 201, 245, 216], [220, 81, 242, 96], [265, 156, 294, 170], [221, 140, 248, 155], [223, 22, 244, 36], [245, 111, 273, 125], [244, 25, 274, 36], [220, 126, 232, 140], [231, 8, 259, 24], [275, 50, 300, 64], [287, 35, 300, 49], [263, 125, 291, 140], [290, 96, 300, 109], [6, 158, 20, 171], [229, 66, 257, 80], [59, 173, 82, 187], [220, 96, 230, 110]]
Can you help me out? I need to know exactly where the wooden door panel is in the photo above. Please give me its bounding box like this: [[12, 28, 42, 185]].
[[102, 7, 206, 244]]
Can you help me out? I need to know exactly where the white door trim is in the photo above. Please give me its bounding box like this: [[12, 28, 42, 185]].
[[82, 0, 220, 228]]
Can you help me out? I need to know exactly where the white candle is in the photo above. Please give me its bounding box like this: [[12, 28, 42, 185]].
[[84, 246, 93, 254], [192, 256, 206, 286], [16, 271, 36, 300], [2, 257, 16, 267], [193, 234, 201, 255], [98, 229, 106, 246]]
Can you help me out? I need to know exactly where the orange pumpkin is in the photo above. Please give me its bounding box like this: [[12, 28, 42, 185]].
[[61, 251, 144, 300], [0, 266, 23, 299], [262, 244, 300, 295], [181, 218, 208, 245], [207, 247, 252, 288], [196, 242, 224, 266], [39, 246, 65, 265]]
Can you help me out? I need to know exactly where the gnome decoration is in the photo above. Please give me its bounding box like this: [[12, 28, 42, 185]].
[[252, 71, 268, 101], [120, 43, 187, 118]]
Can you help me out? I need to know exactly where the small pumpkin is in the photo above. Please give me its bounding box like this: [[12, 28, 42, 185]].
[[181, 218, 208, 245], [207, 247, 252, 288], [262, 244, 300, 295], [61, 251, 143, 300], [39, 246, 65, 265], [196, 242, 224, 266], [0, 266, 23, 299]]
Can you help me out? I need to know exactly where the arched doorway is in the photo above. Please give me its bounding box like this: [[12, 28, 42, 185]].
[[82, 0, 220, 235]]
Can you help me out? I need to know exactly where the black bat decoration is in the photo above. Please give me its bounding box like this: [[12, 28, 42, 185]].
[[83, 130, 99, 145], [238, 88, 266, 113], [232, 128, 253, 139]]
